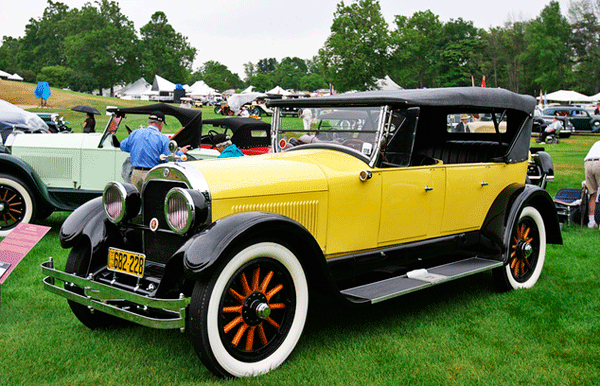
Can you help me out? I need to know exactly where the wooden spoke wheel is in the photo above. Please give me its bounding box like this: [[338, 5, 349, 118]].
[[0, 175, 35, 236], [189, 241, 308, 378], [494, 206, 546, 291]]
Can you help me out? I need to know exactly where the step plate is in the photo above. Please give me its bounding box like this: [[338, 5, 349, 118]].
[[341, 257, 503, 304]]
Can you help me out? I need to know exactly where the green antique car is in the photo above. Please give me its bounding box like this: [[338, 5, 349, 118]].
[[0, 103, 219, 236]]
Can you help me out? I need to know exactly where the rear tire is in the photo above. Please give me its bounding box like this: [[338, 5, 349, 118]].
[[494, 206, 546, 291], [188, 241, 308, 378]]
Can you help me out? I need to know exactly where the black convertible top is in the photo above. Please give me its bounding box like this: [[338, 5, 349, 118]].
[[202, 117, 270, 132], [106, 103, 202, 148], [268, 87, 536, 114]]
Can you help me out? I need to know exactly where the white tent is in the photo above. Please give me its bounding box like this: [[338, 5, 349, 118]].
[[542, 90, 592, 103], [266, 85, 292, 96], [119, 78, 152, 100], [7, 73, 23, 81], [227, 92, 267, 112], [241, 85, 255, 94], [188, 80, 217, 97], [375, 75, 402, 91], [0, 70, 10, 79], [152, 74, 176, 92], [589, 92, 600, 101]]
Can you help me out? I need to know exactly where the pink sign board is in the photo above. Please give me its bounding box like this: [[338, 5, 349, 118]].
[[0, 223, 51, 284]]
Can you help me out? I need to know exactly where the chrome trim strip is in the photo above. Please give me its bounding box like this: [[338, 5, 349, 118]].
[[41, 260, 190, 330]]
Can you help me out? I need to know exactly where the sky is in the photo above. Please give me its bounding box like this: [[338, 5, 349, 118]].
[[0, 0, 572, 78]]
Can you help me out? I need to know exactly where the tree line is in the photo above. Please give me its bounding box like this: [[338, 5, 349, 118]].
[[1, 0, 599, 97]]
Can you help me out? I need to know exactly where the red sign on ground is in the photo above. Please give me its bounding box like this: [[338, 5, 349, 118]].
[[0, 223, 51, 284]]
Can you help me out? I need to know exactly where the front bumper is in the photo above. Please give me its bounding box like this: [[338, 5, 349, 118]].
[[41, 258, 190, 331]]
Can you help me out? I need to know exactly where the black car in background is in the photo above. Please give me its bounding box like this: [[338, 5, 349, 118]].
[[536, 106, 600, 133]]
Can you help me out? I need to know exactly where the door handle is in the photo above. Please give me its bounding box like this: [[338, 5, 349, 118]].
[[424, 185, 433, 191], [481, 181, 489, 186]]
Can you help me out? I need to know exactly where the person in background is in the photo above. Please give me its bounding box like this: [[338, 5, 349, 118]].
[[211, 133, 244, 158], [239, 106, 250, 118], [594, 103, 600, 115], [119, 110, 188, 191], [301, 108, 313, 130], [455, 114, 470, 133], [539, 116, 562, 144], [584, 140, 600, 228], [83, 112, 95, 133]]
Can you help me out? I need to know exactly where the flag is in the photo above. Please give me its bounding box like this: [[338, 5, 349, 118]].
[[539, 89, 543, 105], [482, 76, 486, 88], [471, 75, 475, 87]]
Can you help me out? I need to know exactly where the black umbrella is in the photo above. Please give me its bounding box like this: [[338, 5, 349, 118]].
[[71, 105, 100, 115]]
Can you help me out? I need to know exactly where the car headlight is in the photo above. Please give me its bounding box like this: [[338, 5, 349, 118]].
[[164, 188, 209, 234], [103, 182, 141, 224]]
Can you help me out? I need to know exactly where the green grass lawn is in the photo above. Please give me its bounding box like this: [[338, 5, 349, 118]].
[[1, 112, 599, 384]]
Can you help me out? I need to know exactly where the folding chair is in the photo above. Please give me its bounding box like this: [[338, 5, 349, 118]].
[[553, 188, 587, 226]]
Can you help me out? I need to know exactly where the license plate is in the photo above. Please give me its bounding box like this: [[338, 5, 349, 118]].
[[108, 248, 145, 278]]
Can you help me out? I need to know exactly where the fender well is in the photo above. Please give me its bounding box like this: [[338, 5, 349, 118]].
[[182, 212, 336, 296], [0, 153, 59, 212], [482, 184, 562, 262], [60, 197, 107, 250]]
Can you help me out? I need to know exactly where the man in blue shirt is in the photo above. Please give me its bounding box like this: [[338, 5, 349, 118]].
[[211, 133, 245, 158], [120, 111, 188, 191]]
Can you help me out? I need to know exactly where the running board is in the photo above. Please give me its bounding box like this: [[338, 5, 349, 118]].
[[340, 257, 503, 304]]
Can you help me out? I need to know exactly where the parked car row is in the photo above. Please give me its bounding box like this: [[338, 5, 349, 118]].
[[534, 105, 600, 135]]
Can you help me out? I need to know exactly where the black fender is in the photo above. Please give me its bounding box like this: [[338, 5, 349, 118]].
[[481, 183, 562, 263], [0, 153, 65, 212], [180, 211, 337, 296], [60, 197, 108, 252]]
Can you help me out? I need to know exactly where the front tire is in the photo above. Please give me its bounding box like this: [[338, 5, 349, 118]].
[[0, 174, 36, 237], [188, 241, 308, 378], [494, 206, 546, 291], [64, 240, 124, 329]]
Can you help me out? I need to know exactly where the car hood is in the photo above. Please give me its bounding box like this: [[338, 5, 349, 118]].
[[187, 149, 366, 200]]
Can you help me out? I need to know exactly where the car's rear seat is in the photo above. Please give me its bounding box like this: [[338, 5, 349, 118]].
[[418, 140, 509, 164]]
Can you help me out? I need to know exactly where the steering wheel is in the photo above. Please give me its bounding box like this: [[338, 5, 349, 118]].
[[207, 129, 219, 144], [342, 138, 365, 151]]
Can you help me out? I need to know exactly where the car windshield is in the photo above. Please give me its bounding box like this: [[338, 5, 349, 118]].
[[276, 106, 383, 158]]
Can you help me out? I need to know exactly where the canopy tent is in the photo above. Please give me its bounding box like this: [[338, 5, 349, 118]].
[[375, 75, 402, 91], [227, 92, 267, 112], [266, 85, 292, 96], [152, 74, 176, 92], [541, 90, 592, 103], [0, 70, 10, 79], [589, 92, 600, 101], [7, 73, 23, 81], [119, 78, 152, 100], [241, 85, 256, 94], [188, 80, 217, 97]]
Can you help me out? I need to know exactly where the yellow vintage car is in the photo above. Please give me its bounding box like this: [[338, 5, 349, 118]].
[[42, 87, 562, 378]]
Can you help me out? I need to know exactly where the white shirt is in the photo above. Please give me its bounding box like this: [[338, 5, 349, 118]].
[[585, 140, 600, 161]]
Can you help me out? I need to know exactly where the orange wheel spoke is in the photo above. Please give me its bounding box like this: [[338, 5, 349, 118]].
[[265, 317, 280, 329], [232, 323, 249, 347], [268, 302, 286, 309], [2, 190, 8, 201], [513, 264, 519, 276], [222, 305, 242, 314], [245, 326, 256, 351], [252, 267, 260, 291], [510, 258, 517, 269], [510, 251, 516, 259], [7, 213, 16, 222], [9, 208, 22, 214], [525, 237, 533, 244], [523, 227, 530, 239], [257, 324, 268, 345], [259, 271, 274, 293], [266, 284, 283, 301], [240, 272, 252, 295], [6, 193, 16, 203], [228, 288, 245, 304], [224, 316, 244, 333]]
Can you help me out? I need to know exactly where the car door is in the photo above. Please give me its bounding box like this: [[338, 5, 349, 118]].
[[570, 109, 592, 131]]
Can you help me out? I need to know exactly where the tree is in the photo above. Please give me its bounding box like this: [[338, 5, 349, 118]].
[[272, 57, 308, 90], [299, 73, 328, 92], [37, 65, 74, 87], [569, 0, 600, 94], [139, 11, 196, 83], [522, 1, 573, 93], [319, 0, 390, 92], [389, 10, 442, 88], [243, 61, 256, 82], [63, 1, 139, 93], [256, 58, 278, 74], [438, 18, 485, 87], [249, 73, 274, 92], [201, 60, 242, 91]]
